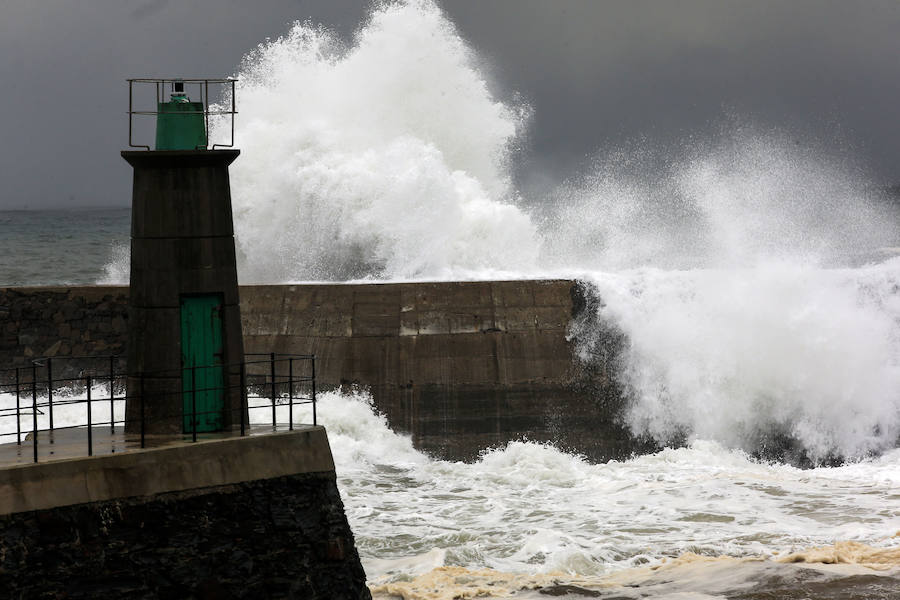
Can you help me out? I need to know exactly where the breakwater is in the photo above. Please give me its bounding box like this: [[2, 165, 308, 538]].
[[0, 429, 371, 598], [0, 281, 635, 462], [1, 286, 128, 362]]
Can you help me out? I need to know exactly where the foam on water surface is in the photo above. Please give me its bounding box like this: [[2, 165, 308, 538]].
[[370, 556, 900, 600], [284, 390, 898, 597]]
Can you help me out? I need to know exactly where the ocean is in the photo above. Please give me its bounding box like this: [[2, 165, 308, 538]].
[[3, 1, 900, 597], [0, 207, 130, 288]]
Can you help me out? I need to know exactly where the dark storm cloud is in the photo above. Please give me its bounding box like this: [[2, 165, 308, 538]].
[[0, 0, 365, 209], [443, 1, 900, 192], [0, 0, 898, 209], [131, 0, 170, 20]]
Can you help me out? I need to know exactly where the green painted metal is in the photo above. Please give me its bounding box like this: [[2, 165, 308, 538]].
[[155, 95, 207, 150], [180, 294, 225, 432]]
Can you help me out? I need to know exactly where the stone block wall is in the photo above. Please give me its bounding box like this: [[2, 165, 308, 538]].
[[0, 471, 371, 599], [0, 286, 128, 367]]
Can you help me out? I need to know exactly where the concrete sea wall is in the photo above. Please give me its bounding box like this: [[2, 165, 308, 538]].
[[0, 429, 371, 598], [0, 281, 634, 461]]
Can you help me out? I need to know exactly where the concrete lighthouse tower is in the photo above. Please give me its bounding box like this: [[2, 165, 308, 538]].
[[122, 78, 245, 435]]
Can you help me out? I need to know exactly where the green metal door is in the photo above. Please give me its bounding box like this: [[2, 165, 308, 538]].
[[181, 294, 225, 432]]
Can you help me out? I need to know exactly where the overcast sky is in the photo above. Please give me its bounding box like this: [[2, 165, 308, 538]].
[[0, 0, 898, 209]]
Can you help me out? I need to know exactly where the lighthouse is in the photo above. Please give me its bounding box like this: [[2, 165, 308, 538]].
[[122, 78, 246, 435]]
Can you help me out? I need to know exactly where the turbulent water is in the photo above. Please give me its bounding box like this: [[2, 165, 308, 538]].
[[319, 391, 900, 598], [7, 0, 900, 596]]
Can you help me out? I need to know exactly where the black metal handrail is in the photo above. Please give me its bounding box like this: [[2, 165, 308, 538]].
[[0, 353, 316, 463]]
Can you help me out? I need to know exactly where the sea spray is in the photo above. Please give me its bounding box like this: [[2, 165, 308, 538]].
[[572, 260, 900, 463], [219, 0, 538, 282], [540, 126, 899, 271], [553, 127, 900, 462], [101, 0, 900, 463], [98, 241, 129, 285]]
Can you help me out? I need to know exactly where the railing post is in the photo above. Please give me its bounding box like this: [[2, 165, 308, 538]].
[[109, 355, 115, 433], [47, 357, 53, 436], [31, 362, 38, 463], [270, 352, 277, 429], [192, 365, 198, 443], [288, 358, 293, 431], [86, 375, 93, 457], [15, 367, 21, 445], [140, 372, 146, 449], [311, 355, 317, 427], [239, 361, 246, 437]]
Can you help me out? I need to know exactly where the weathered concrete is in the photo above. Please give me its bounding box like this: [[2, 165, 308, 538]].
[[0, 428, 333, 515], [0, 281, 638, 462], [0, 429, 372, 598], [122, 150, 246, 435], [239, 281, 637, 461], [240, 281, 576, 386], [0, 423, 311, 467]]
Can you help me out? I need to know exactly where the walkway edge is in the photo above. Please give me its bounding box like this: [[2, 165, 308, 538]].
[[0, 427, 334, 515]]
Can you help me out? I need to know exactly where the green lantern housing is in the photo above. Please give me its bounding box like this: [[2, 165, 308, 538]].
[[155, 79, 207, 150], [127, 77, 236, 152]]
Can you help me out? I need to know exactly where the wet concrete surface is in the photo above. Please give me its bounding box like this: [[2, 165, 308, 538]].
[[0, 422, 312, 467]]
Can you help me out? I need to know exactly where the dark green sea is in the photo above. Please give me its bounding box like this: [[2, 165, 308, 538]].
[[0, 208, 130, 287]]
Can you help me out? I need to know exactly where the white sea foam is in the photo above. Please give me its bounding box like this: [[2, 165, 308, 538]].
[[98, 241, 129, 285], [217, 0, 537, 282], [286, 390, 900, 586], [573, 259, 900, 462]]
